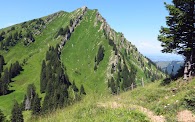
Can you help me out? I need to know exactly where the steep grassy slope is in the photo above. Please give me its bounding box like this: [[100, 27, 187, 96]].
[[34, 78, 195, 122], [0, 9, 83, 116], [111, 78, 195, 121], [61, 8, 165, 95], [61, 9, 112, 94], [0, 7, 165, 120], [30, 94, 150, 122]]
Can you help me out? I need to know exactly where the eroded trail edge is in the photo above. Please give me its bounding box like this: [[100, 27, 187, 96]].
[[97, 101, 165, 122]]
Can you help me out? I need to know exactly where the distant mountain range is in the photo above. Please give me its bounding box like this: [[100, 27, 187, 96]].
[[147, 55, 183, 62], [155, 61, 184, 75]]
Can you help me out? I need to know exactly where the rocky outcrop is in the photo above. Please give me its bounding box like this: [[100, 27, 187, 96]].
[[24, 37, 35, 46], [95, 11, 115, 41], [58, 6, 88, 56], [95, 11, 127, 75], [25, 96, 31, 110], [95, 11, 131, 48], [24, 87, 35, 110], [45, 11, 63, 24], [94, 11, 151, 80]]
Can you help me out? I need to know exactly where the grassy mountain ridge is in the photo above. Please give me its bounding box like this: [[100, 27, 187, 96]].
[[0, 7, 165, 120], [0, 8, 81, 116], [61, 8, 165, 94]]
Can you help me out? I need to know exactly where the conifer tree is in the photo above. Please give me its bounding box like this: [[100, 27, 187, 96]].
[[32, 93, 41, 115], [42, 94, 50, 113], [11, 101, 24, 122], [0, 109, 5, 122], [3, 68, 10, 83], [110, 77, 117, 94], [158, 0, 195, 79], [40, 60, 47, 93], [0, 55, 5, 73], [0, 79, 8, 95]]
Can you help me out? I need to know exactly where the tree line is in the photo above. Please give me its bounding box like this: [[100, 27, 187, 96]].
[[5, 45, 87, 121], [0, 56, 23, 95], [108, 59, 137, 94], [40, 45, 86, 113], [0, 29, 36, 51]]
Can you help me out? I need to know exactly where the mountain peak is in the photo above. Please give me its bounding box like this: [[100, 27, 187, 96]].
[[0, 7, 165, 119], [81, 6, 88, 10]]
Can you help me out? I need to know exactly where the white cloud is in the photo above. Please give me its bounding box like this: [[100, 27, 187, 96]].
[[134, 40, 162, 55], [125, 36, 183, 61]]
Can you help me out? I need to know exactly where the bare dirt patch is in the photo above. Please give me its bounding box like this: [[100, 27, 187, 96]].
[[136, 105, 165, 122], [177, 110, 195, 122], [97, 101, 165, 122]]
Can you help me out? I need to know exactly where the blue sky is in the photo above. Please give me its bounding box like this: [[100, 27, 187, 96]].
[[0, 0, 183, 61]]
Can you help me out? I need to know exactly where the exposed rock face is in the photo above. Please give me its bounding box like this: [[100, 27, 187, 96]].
[[81, 6, 88, 14], [24, 88, 35, 110], [94, 10, 154, 80], [95, 11, 112, 39], [24, 37, 35, 46], [45, 11, 63, 24], [58, 6, 88, 56], [110, 29, 116, 41], [95, 10, 129, 49], [121, 34, 125, 46], [25, 96, 31, 110], [95, 11, 125, 76]]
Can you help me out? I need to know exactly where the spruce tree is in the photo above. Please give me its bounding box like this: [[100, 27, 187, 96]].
[[0, 55, 5, 73], [110, 77, 117, 94], [0, 109, 5, 122], [42, 94, 50, 113], [42, 79, 53, 112], [32, 93, 41, 115], [3, 68, 10, 83], [40, 60, 47, 93], [0, 79, 8, 95], [121, 63, 136, 90], [11, 101, 24, 122], [158, 0, 195, 79], [122, 64, 130, 89]]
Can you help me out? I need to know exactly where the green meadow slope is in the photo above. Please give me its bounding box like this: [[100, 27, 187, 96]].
[[33, 78, 195, 122], [0, 7, 165, 120], [0, 9, 82, 116], [61, 9, 113, 94], [61, 9, 165, 95]]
